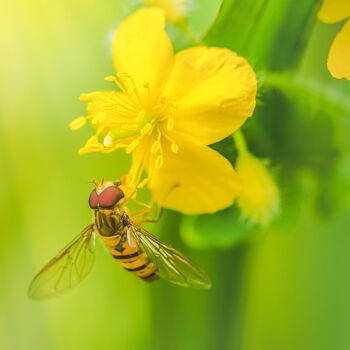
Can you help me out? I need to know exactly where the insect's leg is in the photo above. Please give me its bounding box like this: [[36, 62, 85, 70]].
[[133, 198, 153, 210], [123, 188, 137, 204], [133, 206, 164, 224], [130, 206, 153, 218], [130, 197, 154, 217], [131, 184, 178, 223]]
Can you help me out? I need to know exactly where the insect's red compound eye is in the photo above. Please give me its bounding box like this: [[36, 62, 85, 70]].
[[89, 189, 99, 209], [99, 186, 124, 209]]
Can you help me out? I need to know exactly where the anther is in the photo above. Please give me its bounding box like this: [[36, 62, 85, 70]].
[[151, 140, 160, 154], [141, 123, 153, 135], [79, 92, 98, 101], [155, 155, 164, 169], [91, 112, 106, 125], [79, 93, 89, 101], [104, 76, 116, 82], [167, 117, 174, 131], [171, 143, 179, 153], [69, 116, 86, 130]]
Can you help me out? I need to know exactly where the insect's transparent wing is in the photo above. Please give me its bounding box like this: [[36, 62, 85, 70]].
[[131, 225, 211, 289], [28, 224, 96, 300]]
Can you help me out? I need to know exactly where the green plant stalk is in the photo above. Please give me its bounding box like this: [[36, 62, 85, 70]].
[[233, 130, 249, 155], [149, 210, 250, 350]]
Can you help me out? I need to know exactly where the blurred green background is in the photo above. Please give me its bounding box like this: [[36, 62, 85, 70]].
[[1, 0, 350, 349]]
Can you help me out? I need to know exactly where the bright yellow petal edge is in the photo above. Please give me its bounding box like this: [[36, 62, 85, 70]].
[[318, 0, 350, 24], [327, 20, 350, 80], [318, 0, 350, 80], [71, 8, 257, 214]]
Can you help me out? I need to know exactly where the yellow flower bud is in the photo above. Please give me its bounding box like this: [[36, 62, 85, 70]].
[[236, 152, 280, 226]]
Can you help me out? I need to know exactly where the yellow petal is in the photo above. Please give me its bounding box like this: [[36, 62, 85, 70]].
[[328, 20, 350, 80], [162, 47, 257, 145], [148, 131, 241, 214], [318, 0, 350, 23], [112, 8, 174, 105]]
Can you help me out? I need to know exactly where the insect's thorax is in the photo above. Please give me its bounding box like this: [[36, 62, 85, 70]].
[[94, 208, 128, 237]]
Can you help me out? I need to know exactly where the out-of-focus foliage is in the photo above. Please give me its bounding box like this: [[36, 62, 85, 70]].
[[204, 0, 319, 71], [1, 0, 350, 350]]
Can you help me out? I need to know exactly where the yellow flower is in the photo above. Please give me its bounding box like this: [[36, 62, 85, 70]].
[[71, 8, 257, 214], [318, 0, 350, 80], [234, 131, 279, 226], [141, 0, 187, 23]]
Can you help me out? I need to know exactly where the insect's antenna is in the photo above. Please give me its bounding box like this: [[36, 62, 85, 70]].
[[92, 179, 98, 186], [101, 177, 105, 185]]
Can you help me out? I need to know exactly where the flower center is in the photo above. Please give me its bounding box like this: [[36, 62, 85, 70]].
[[73, 73, 180, 189]]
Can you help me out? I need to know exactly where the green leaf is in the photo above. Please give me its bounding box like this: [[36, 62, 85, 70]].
[[203, 0, 320, 71]]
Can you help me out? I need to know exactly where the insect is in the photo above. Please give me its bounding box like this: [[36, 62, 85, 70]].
[[28, 179, 211, 299]]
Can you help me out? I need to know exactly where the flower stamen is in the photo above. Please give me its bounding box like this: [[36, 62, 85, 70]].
[[69, 116, 87, 130], [162, 132, 179, 154], [151, 140, 160, 154], [141, 122, 154, 135], [154, 126, 164, 169], [118, 72, 144, 106], [91, 111, 106, 125], [155, 155, 164, 169], [126, 138, 141, 154], [136, 110, 146, 122], [104, 75, 127, 93], [166, 117, 174, 131]]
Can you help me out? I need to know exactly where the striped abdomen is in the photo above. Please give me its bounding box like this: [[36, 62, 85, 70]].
[[95, 210, 158, 282]]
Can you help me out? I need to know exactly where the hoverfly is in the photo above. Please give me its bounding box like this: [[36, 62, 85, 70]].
[[28, 179, 211, 299]]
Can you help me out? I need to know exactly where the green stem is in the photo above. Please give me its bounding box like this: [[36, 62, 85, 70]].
[[149, 211, 249, 350], [233, 130, 249, 155], [178, 20, 204, 46]]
